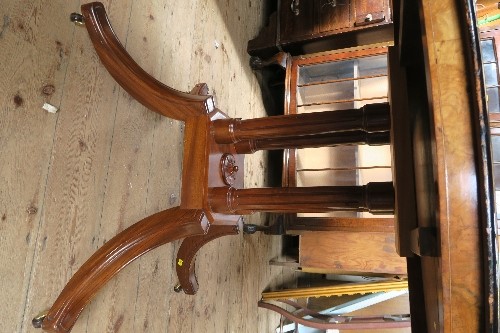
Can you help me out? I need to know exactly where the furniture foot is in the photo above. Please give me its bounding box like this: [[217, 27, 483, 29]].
[[250, 52, 289, 70], [243, 217, 286, 235], [69, 13, 84, 26], [35, 207, 208, 333], [32, 310, 49, 329], [175, 224, 239, 295], [190, 82, 210, 96]]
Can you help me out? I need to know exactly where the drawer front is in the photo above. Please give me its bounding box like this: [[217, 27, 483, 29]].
[[354, 0, 388, 26], [280, 0, 315, 42], [316, 0, 351, 33]]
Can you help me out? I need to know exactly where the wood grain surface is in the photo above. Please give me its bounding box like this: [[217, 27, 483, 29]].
[[300, 231, 407, 275], [0, 0, 294, 332], [415, 0, 486, 331]]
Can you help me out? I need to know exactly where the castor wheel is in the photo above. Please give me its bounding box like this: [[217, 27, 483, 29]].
[[173, 283, 183, 293], [249, 56, 263, 70], [243, 218, 286, 235], [243, 224, 258, 234], [70, 13, 85, 25], [32, 310, 48, 329]]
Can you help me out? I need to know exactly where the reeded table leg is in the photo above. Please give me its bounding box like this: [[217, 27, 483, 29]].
[[37, 207, 208, 333], [80, 2, 213, 120]]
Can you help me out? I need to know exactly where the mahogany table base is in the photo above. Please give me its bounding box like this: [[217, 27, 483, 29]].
[[34, 3, 395, 332]]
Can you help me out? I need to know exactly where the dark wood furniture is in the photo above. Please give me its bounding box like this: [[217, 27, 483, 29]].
[[247, 0, 394, 58], [260, 0, 500, 331], [32, 3, 395, 332], [280, 46, 390, 195], [268, 46, 402, 276]]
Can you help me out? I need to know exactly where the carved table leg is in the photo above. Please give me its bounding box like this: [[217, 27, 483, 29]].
[[80, 2, 213, 120], [175, 224, 239, 295], [37, 207, 208, 333]]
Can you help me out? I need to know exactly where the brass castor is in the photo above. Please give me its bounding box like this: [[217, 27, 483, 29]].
[[249, 56, 263, 70], [32, 310, 48, 329], [173, 283, 183, 293], [70, 13, 85, 25], [243, 223, 259, 234]]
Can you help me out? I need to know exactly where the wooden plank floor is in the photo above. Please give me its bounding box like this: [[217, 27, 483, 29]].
[[0, 1, 292, 332]]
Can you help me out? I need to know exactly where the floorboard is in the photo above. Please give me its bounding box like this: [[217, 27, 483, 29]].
[[0, 1, 291, 332]]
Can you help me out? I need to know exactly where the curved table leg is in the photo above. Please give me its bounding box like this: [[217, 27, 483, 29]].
[[175, 224, 239, 295], [37, 207, 208, 333], [80, 2, 214, 121]]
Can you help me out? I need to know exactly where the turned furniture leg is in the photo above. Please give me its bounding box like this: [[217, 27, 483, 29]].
[[175, 224, 240, 295], [35, 207, 208, 333], [209, 182, 394, 215], [234, 130, 390, 153], [212, 102, 390, 144]]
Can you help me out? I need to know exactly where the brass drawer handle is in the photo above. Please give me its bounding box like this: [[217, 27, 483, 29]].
[[354, 12, 386, 26]]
